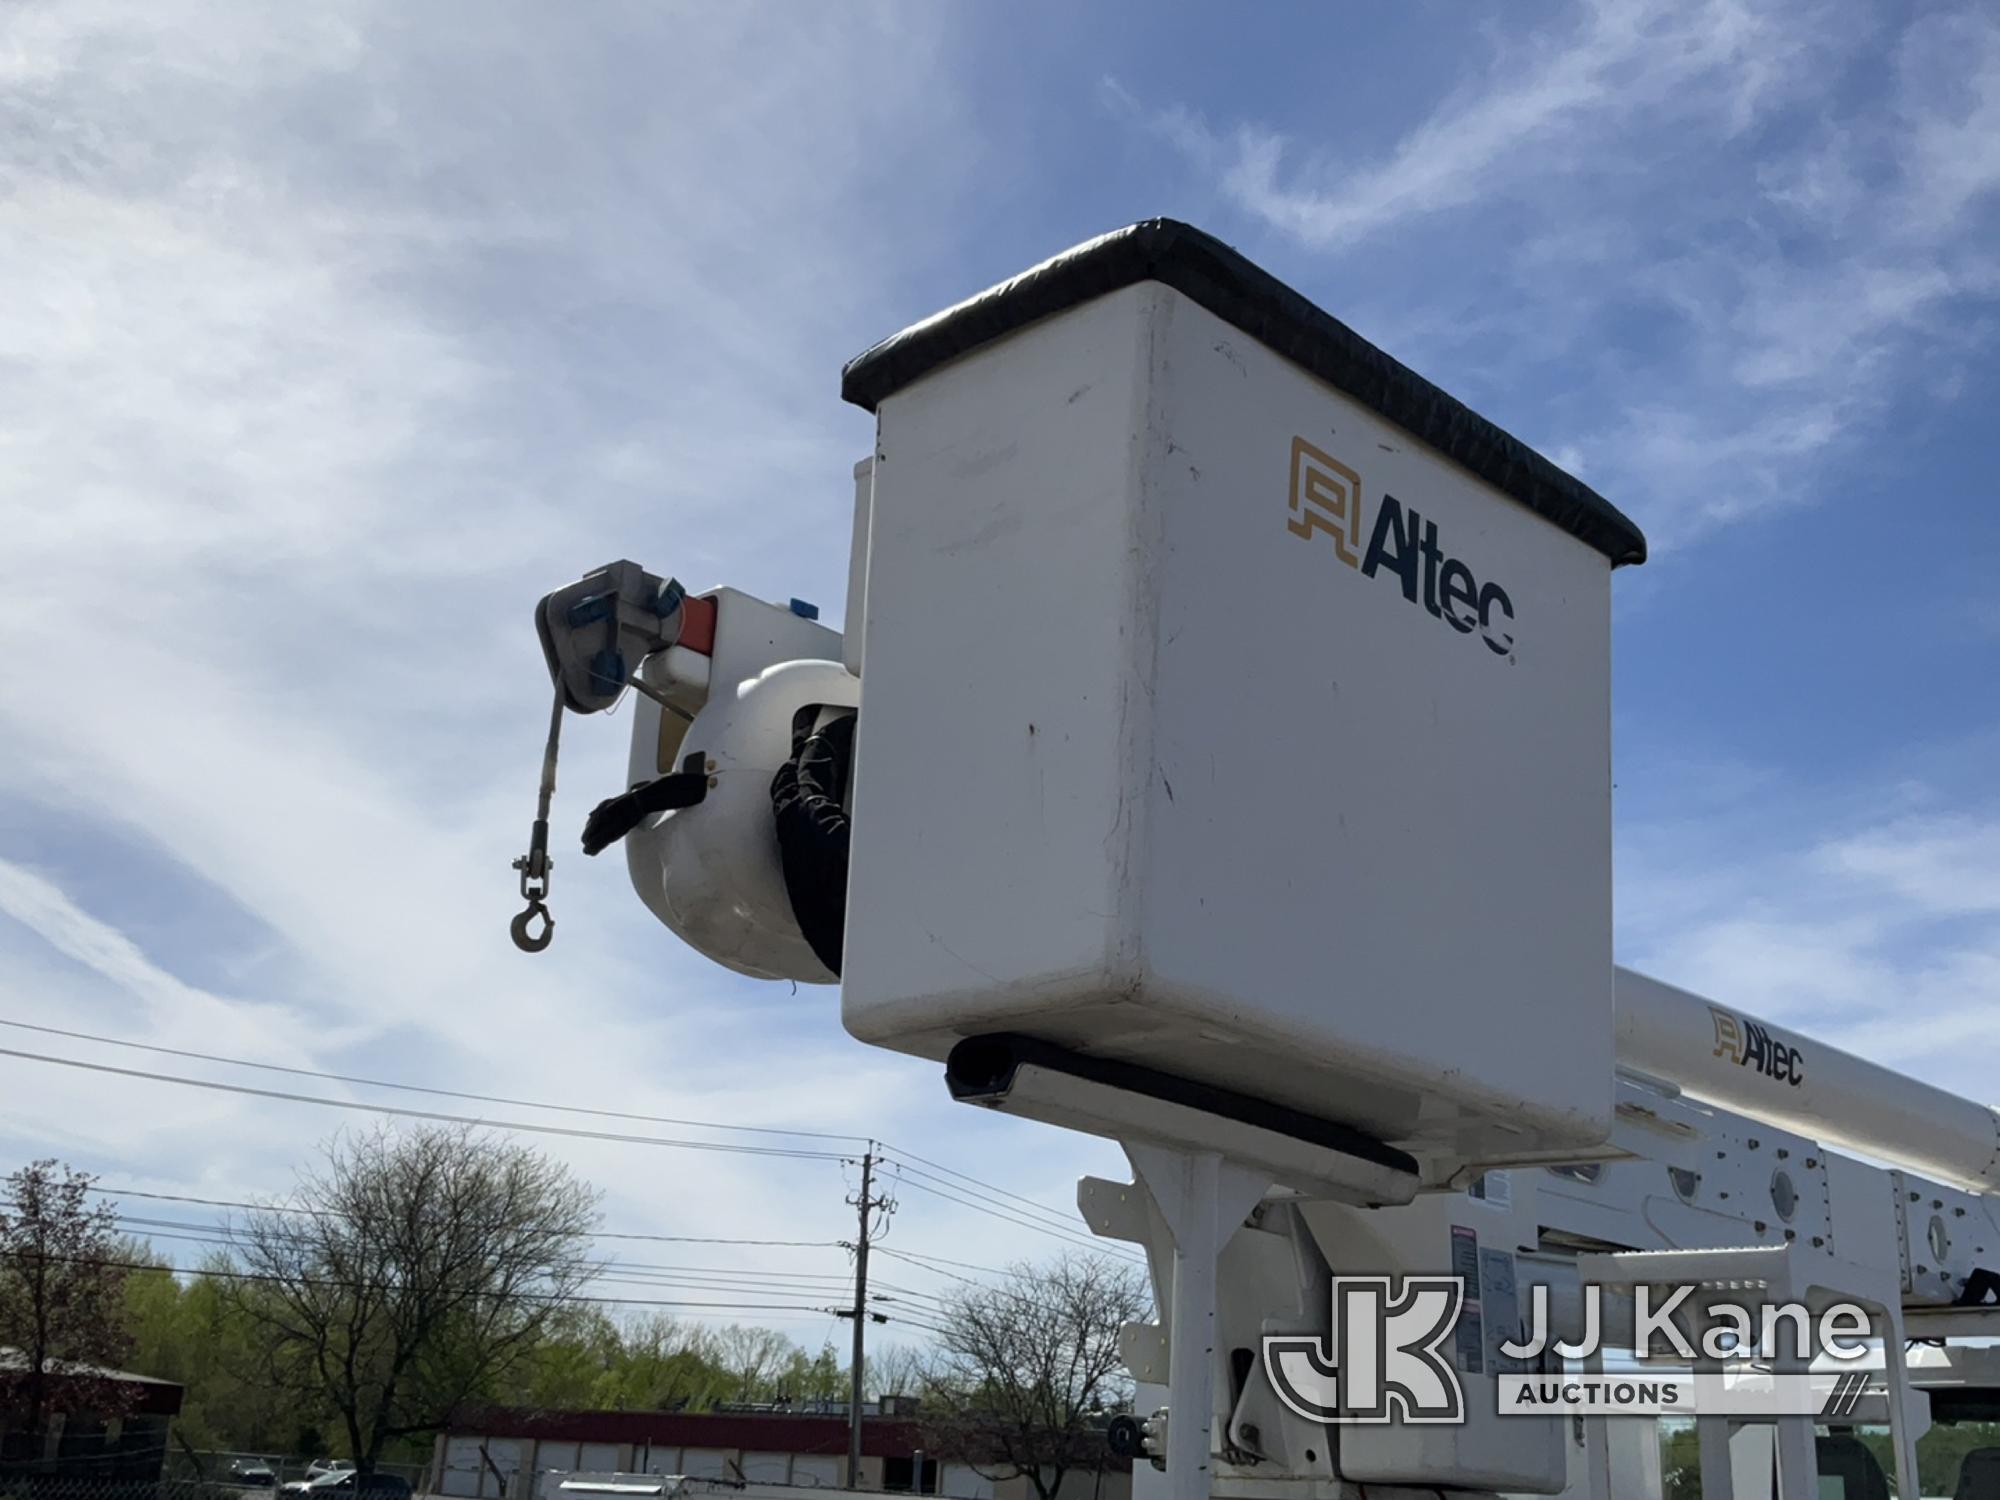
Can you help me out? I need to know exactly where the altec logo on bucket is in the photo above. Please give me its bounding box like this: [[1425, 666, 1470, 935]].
[[1286, 435, 1516, 658]]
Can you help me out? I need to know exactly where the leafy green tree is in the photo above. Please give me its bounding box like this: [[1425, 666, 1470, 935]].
[[772, 1343, 844, 1404], [122, 1251, 320, 1454], [1661, 1415, 2000, 1497], [599, 1314, 728, 1411], [1658, 1421, 1698, 1500], [496, 1306, 623, 1409], [1858, 1419, 2000, 1496]]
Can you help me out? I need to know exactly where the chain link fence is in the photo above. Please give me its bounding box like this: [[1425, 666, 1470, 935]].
[[0, 1469, 431, 1500], [0, 1479, 250, 1500]]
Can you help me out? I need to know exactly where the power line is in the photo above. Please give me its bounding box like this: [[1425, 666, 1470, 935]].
[[115, 1215, 949, 1314], [114, 1236, 867, 1308], [869, 1245, 1012, 1279], [96, 1186, 842, 1247], [1, 1016, 1117, 1251], [870, 1246, 992, 1288], [592, 1230, 838, 1248], [104, 1215, 876, 1303], [866, 1248, 1127, 1323], [111, 1212, 847, 1280], [0, 1047, 846, 1161], [111, 1217, 869, 1296], [878, 1143, 1090, 1227], [876, 1311, 954, 1339], [879, 1156, 1087, 1236], [858, 1279, 954, 1311], [2, 1028, 1137, 1270], [0, 1014, 1096, 1236], [44, 1250, 853, 1317], [121, 1224, 948, 1320], [112, 1211, 964, 1318], [885, 1175, 1144, 1263], [96, 1170, 1131, 1287], [0, 1017, 864, 1144]]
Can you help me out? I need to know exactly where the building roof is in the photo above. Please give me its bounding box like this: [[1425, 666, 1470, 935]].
[[0, 1348, 185, 1417]]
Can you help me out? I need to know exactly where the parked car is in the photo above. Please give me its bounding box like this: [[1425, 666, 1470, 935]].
[[228, 1460, 277, 1487], [305, 1462, 355, 1481], [282, 1471, 409, 1500]]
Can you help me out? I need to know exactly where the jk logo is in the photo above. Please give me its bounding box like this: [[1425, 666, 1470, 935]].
[[1263, 1276, 1467, 1425]]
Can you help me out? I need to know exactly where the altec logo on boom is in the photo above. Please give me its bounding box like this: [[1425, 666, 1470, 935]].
[[1286, 436, 1517, 659], [1710, 1006, 1806, 1088]]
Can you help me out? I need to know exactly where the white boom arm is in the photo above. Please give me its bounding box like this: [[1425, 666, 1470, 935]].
[[1616, 966, 2000, 1194]]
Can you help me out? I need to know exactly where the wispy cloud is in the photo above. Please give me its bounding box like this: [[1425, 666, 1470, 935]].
[[1107, 0, 2000, 549], [0, 859, 309, 1047], [1112, 0, 1829, 252], [1616, 754, 2000, 1100]]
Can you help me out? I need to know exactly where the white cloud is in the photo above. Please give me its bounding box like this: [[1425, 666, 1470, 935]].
[[0, 0, 1129, 1307], [1824, 817, 2000, 917], [1109, 0, 2000, 550]]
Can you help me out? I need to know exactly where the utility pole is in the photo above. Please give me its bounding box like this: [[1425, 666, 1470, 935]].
[[840, 1144, 890, 1489]]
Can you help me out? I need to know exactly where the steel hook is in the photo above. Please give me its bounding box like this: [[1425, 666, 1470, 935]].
[[510, 899, 554, 953]]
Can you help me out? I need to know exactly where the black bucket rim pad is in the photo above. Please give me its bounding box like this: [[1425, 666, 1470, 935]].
[[841, 217, 1646, 567]]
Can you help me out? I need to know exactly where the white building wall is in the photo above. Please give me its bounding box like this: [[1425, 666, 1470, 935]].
[[678, 1449, 728, 1480], [736, 1452, 793, 1483], [790, 1455, 841, 1488], [440, 1438, 484, 1498], [939, 1462, 994, 1499]]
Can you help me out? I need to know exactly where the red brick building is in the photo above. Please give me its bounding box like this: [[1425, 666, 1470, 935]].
[[434, 1406, 1131, 1500]]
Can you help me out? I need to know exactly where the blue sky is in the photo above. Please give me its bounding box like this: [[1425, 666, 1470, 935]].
[[1, 0, 1996, 1341]]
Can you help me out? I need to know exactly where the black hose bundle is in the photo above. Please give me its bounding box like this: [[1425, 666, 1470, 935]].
[[770, 708, 856, 974]]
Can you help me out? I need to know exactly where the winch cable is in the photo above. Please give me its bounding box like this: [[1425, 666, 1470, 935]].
[[511, 562, 692, 950], [770, 707, 855, 975], [508, 685, 565, 952]]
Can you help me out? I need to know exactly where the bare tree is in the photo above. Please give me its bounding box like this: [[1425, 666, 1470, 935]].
[[921, 1254, 1149, 1500], [867, 1343, 928, 1401], [0, 1162, 133, 1458], [233, 1123, 599, 1477], [709, 1324, 796, 1403]]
